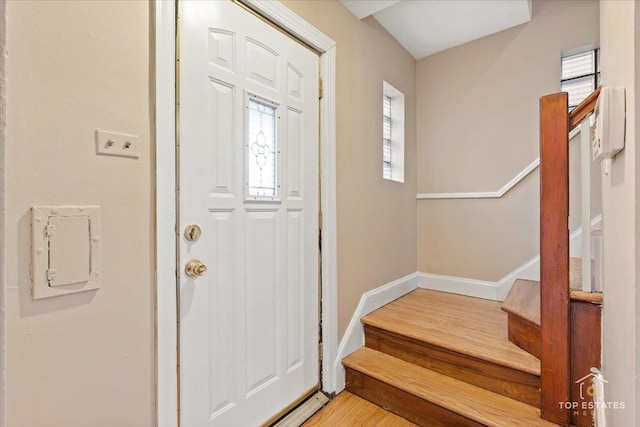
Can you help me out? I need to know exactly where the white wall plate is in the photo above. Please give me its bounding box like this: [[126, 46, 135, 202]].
[[31, 205, 101, 300], [96, 129, 140, 158]]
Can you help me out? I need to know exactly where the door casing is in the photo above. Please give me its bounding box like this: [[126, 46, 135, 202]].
[[0, 1, 6, 425], [154, 1, 338, 426]]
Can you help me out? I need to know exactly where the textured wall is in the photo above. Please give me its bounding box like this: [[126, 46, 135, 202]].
[[4, 2, 418, 425], [415, 0, 600, 281], [5, 1, 154, 425], [281, 0, 417, 339], [599, 0, 638, 424]]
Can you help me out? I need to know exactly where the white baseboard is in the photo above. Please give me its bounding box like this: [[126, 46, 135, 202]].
[[331, 272, 419, 394], [419, 215, 603, 302], [418, 273, 498, 300], [495, 256, 541, 301]]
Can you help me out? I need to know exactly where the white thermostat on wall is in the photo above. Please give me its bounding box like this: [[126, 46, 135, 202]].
[[31, 206, 100, 300], [592, 86, 626, 162]]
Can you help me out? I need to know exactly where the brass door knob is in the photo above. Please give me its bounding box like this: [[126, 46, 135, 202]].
[[185, 260, 207, 277]]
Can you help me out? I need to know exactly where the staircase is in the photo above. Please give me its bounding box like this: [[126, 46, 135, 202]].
[[501, 258, 602, 427], [337, 88, 605, 426], [342, 289, 557, 426], [340, 256, 602, 426]]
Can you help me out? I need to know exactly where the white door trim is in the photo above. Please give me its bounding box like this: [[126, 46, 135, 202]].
[[155, 1, 178, 426], [0, 0, 7, 425], [155, 1, 338, 426]]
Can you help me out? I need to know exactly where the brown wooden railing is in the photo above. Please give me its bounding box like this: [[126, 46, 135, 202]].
[[539, 88, 600, 425], [569, 87, 601, 131]]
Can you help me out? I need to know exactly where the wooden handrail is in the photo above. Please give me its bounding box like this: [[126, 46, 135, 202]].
[[540, 92, 570, 426], [538, 87, 601, 426], [569, 86, 601, 131]]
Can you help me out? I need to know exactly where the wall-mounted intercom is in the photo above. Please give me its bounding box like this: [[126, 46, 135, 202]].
[[592, 87, 626, 162]]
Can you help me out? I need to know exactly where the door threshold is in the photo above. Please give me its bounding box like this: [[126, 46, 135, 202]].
[[270, 391, 330, 427]]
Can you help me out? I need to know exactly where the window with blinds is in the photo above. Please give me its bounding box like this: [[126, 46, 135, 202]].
[[382, 81, 405, 182], [561, 48, 600, 111], [383, 95, 392, 179]]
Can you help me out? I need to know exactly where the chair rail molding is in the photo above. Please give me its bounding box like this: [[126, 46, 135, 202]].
[[418, 128, 581, 200]]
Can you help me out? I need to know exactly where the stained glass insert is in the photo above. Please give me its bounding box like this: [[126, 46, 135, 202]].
[[248, 98, 278, 197]]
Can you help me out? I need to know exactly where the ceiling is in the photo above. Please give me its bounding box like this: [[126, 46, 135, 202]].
[[340, 0, 532, 59]]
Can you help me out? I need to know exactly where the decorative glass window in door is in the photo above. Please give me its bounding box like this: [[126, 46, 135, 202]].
[[247, 98, 278, 197]]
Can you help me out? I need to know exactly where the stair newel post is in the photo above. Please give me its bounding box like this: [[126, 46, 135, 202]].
[[539, 92, 570, 426]]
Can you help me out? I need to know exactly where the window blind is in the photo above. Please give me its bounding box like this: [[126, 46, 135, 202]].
[[383, 95, 392, 180], [561, 49, 599, 110]]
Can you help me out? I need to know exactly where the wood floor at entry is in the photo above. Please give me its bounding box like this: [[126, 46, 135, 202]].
[[303, 392, 416, 427], [178, 1, 321, 425]]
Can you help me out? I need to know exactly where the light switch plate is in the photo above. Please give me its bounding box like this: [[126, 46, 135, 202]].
[[96, 129, 140, 158], [31, 206, 100, 300]]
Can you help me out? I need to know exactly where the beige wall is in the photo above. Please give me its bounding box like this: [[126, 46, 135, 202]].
[[599, 0, 638, 424], [416, 0, 600, 281], [7, 0, 626, 424], [3, 0, 417, 424], [5, 1, 154, 426], [281, 0, 417, 339], [0, 0, 6, 424]]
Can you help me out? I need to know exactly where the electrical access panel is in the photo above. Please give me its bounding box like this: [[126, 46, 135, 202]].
[[31, 206, 100, 300]]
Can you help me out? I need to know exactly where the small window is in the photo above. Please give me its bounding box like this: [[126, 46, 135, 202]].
[[561, 48, 600, 111], [383, 95, 392, 179], [382, 81, 405, 182]]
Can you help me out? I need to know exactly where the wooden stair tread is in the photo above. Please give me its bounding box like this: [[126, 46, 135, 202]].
[[502, 276, 603, 328], [344, 348, 558, 427], [302, 391, 417, 427], [361, 289, 540, 376], [501, 279, 541, 326], [570, 290, 603, 304]]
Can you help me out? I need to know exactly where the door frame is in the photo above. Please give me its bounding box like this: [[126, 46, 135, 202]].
[[154, 1, 338, 426], [0, 0, 7, 425]]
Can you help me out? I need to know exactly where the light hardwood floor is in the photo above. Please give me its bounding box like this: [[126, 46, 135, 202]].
[[361, 289, 540, 375], [344, 347, 557, 426], [302, 392, 416, 427]]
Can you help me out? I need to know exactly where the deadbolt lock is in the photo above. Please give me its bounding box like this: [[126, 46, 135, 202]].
[[185, 260, 207, 277], [184, 224, 202, 242]]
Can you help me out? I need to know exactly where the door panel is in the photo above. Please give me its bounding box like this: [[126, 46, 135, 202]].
[[179, 1, 320, 425]]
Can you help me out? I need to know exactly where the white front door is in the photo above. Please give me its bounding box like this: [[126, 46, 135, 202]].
[[178, 1, 320, 426]]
